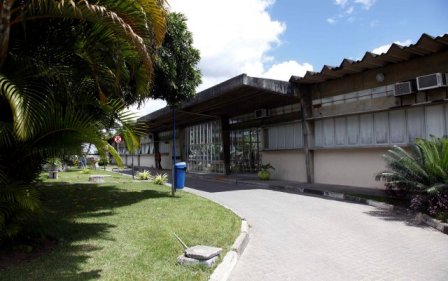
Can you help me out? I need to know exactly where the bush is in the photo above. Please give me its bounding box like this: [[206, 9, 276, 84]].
[[153, 173, 168, 185], [98, 157, 109, 167], [257, 163, 275, 181], [136, 170, 153, 181], [376, 137, 448, 220], [80, 168, 91, 174], [0, 182, 42, 243]]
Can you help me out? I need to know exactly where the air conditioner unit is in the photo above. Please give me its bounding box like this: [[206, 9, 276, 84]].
[[416, 73, 447, 91], [254, 109, 269, 119], [394, 81, 416, 97]]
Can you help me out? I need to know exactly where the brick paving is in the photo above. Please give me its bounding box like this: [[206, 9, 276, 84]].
[[184, 177, 448, 281]]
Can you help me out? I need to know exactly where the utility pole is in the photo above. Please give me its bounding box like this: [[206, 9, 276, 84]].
[[171, 106, 177, 197]]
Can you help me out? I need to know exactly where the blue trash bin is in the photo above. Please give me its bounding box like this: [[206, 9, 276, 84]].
[[174, 162, 187, 189]]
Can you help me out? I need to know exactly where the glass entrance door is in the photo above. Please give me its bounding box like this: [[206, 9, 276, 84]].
[[230, 128, 262, 173]]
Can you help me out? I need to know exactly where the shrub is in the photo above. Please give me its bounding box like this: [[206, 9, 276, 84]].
[[376, 137, 448, 220], [257, 163, 275, 181], [136, 170, 153, 181], [0, 182, 42, 243], [153, 173, 168, 185], [410, 193, 448, 222], [80, 168, 91, 174], [98, 157, 109, 167], [376, 137, 448, 194]]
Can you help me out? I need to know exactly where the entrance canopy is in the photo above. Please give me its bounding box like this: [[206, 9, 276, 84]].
[[139, 74, 299, 132]]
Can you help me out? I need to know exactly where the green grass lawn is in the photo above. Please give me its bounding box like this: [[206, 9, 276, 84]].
[[39, 166, 133, 184], [1, 169, 240, 281]]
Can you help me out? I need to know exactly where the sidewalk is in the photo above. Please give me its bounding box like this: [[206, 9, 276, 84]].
[[186, 172, 389, 197], [115, 166, 389, 198]]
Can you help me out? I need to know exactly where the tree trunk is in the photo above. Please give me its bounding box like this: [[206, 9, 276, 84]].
[[0, 0, 12, 66]]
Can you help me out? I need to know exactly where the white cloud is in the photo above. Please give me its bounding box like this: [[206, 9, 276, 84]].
[[354, 0, 376, 10], [129, 99, 167, 118], [327, 17, 337, 24], [261, 61, 313, 81], [135, 0, 314, 116], [328, 0, 377, 24], [169, 0, 286, 87], [345, 6, 355, 14], [371, 39, 412, 55], [334, 0, 348, 7]]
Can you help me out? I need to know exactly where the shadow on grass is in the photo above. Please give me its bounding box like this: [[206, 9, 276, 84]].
[[0, 183, 171, 280]]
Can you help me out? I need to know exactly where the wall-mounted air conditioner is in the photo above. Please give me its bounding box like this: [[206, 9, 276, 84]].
[[416, 73, 447, 91], [394, 80, 416, 97], [254, 109, 269, 119]]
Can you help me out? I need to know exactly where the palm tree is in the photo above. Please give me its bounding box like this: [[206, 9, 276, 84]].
[[0, 74, 127, 241], [1, 0, 167, 106], [0, 0, 168, 241]]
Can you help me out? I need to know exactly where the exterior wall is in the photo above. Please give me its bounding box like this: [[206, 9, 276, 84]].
[[124, 155, 140, 167], [261, 150, 307, 182], [312, 50, 448, 99], [161, 154, 171, 170], [314, 148, 388, 188], [139, 155, 156, 168]]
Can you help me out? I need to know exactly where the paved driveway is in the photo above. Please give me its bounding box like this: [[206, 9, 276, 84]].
[[184, 178, 448, 281]]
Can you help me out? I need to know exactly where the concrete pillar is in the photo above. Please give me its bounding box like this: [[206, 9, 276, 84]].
[[178, 127, 186, 162], [220, 116, 231, 175], [154, 132, 161, 169], [298, 85, 315, 183]]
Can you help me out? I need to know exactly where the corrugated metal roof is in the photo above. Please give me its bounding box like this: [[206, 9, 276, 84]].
[[290, 33, 448, 84]]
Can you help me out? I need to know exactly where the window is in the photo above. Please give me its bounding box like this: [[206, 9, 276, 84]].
[[264, 122, 303, 150]]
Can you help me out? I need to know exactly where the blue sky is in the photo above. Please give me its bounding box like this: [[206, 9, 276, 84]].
[[135, 0, 448, 115], [266, 0, 448, 70]]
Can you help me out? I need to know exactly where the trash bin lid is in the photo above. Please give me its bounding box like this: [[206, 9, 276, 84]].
[[175, 162, 187, 168]]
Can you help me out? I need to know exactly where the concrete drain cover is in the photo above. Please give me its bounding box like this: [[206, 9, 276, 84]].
[[177, 255, 219, 267], [185, 245, 222, 260]]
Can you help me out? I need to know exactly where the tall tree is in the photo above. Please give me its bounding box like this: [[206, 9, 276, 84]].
[[151, 12, 201, 106]]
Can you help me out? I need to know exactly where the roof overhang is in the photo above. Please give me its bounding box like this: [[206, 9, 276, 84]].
[[290, 33, 448, 84], [139, 74, 299, 132]]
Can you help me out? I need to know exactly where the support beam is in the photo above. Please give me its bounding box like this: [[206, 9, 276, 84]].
[[298, 85, 315, 184], [220, 116, 231, 175]]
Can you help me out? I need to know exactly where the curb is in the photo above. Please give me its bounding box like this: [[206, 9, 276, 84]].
[[209, 220, 249, 281], [268, 183, 448, 235], [181, 187, 250, 281]]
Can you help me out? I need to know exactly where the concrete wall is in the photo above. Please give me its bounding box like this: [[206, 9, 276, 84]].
[[261, 150, 307, 182], [311, 50, 448, 99], [139, 155, 156, 168], [124, 155, 139, 167], [314, 148, 388, 188], [161, 154, 171, 170]]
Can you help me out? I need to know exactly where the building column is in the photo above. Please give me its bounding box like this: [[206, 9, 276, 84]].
[[154, 132, 161, 169], [178, 127, 186, 162], [299, 85, 315, 183], [220, 116, 231, 175]]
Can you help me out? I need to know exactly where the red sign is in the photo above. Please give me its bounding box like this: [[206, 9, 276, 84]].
[[114, 135, 122, 144]]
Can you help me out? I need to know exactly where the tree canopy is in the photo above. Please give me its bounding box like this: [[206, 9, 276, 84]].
[[151, 12, 201, 106]]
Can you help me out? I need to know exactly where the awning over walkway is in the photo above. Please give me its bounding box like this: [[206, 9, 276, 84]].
[[139, 74, 299, 132]]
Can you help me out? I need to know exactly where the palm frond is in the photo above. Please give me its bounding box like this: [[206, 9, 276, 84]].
[[377, 138, 448, 194]]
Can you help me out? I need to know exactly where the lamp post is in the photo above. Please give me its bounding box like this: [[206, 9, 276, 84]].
[[171, 106, 176, 197]]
